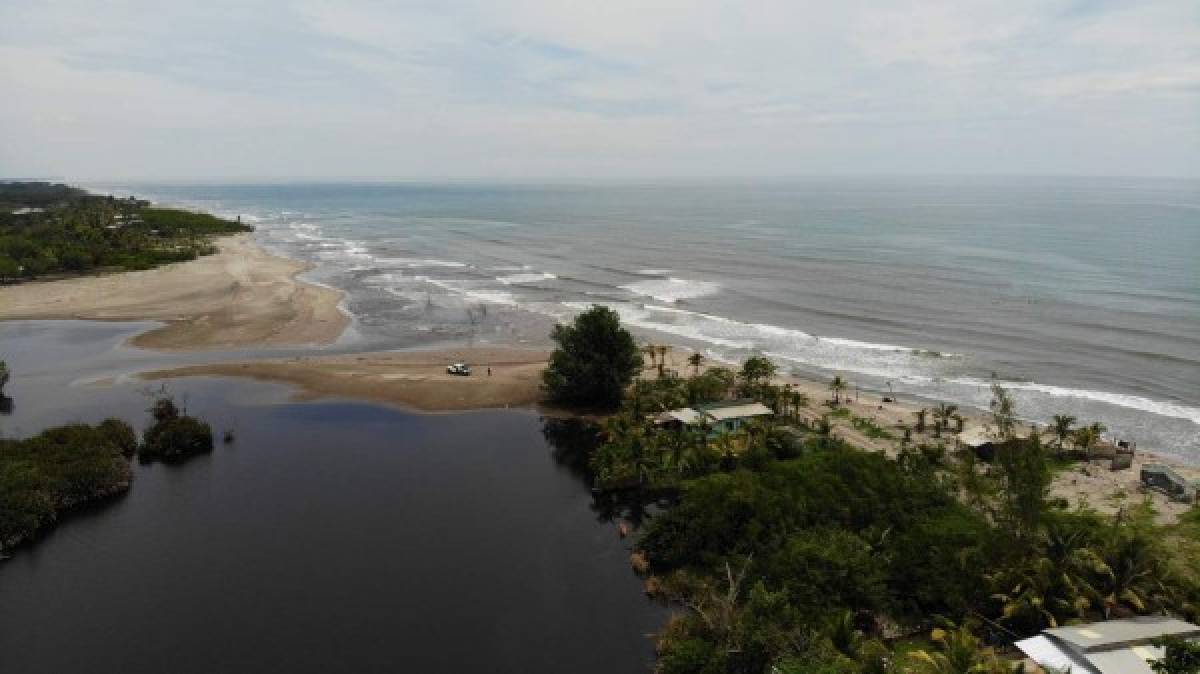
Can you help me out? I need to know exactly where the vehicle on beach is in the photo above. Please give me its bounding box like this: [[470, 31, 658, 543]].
[[447, 363, 471, 376]]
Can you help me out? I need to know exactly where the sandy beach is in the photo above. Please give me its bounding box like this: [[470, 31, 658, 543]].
[[0, 234, 348, 350], [142, 347, 551, 412]]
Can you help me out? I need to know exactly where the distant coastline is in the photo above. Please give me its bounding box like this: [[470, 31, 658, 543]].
[[0, 233, 348, 350]]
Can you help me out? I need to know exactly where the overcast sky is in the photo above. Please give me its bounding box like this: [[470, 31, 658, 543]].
[[1, 0, 1197, 180]]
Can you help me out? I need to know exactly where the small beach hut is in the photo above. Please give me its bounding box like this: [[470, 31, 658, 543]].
[[655, 400, 773, 437]]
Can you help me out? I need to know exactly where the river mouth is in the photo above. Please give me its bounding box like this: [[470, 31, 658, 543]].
[[0, 323, 664, 674]]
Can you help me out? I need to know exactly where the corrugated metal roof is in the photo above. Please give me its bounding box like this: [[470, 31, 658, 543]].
[[1020, 618, 1200, 674], [1046, 617, 1200, 650], [705, 402, 773, 422], [1086, 645, 1164, 674], [658, 408, 702, 425]]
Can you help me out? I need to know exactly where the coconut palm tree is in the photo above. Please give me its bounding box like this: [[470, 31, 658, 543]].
[[687, 352, 704, 376], [1073, 422, 1107, 461], [656, 345, 672, 377], [790, 391, 809, 420], [641, 343, 658, 371], [952, 414, 965, 434], [828, 375, 847, 404], [1052, 414, 1077, 452], [932, 403, 958, 435], [914, 408, 928, 433], [906, 624, 1009, 674]]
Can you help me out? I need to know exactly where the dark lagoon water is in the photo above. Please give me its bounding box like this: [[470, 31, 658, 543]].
[[0, 322, 665, 674], [88, 178, 1200, 461]]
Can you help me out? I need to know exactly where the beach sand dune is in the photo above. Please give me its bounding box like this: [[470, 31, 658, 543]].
[[0, 235, 348, 350]]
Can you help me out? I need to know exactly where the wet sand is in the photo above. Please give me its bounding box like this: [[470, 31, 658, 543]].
[[142, 347, 551, 412], [0, 235, 348, 350]]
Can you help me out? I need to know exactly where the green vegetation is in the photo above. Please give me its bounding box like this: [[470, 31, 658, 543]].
[[542, 305, 643, 408], [1152, 635, 1200, 673], [0, 420, 135, 553], [543, 315, 1200, 673], [0, 181, 250, 281], [139, 396, 214, 463], [1, 392, 218, 556]]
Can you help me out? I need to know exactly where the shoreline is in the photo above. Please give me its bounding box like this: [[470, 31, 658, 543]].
[[0, 234, 348, 351], [141, 343, 1199, 522], [2, 225, 1194, 521]]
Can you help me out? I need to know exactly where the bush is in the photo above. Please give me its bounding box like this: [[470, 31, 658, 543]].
[[140, 416, 213, 463], [0, 422, 134, 552]]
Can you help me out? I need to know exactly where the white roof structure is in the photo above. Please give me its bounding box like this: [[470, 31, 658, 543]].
[[657, 408, 703, 425], [1016, 617, 1200, 674], [704, 402, 773, 422], [656, 401, 774, 426]]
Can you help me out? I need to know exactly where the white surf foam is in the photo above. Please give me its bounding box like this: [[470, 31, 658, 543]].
[[946, 377, 1200, 426], [621, 277, 721, 303], [497, 272, 556, 284]]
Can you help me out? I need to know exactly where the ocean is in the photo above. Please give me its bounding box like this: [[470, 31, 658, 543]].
[[88, 177, 1200, 461]]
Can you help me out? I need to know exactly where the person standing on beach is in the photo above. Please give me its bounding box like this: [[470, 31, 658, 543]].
[[487, 366, 492, 376]]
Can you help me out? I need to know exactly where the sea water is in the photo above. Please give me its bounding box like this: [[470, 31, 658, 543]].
[[88, 177, 1200, 461]]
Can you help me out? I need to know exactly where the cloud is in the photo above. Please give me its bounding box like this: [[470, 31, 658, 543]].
[[0, 0, 1196, 179]]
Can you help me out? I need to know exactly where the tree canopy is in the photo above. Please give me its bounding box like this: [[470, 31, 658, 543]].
[[0, 182, 250, 281], [541, 305, 642, 408]]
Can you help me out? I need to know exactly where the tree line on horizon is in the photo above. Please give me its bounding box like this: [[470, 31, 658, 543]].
[[0, 181, 250, 282]]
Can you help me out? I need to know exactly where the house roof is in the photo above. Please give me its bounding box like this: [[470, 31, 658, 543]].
[[1017, 617, 1200, 674], [657, 401, 774, 426], [704, 402, 773, 422], [1045, 616, 1200, 650], [657, 408, 703, 425]]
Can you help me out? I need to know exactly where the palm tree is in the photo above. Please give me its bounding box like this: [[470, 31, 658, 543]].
[[828, 376, 847, 404], [914, 408, 928, 433], [952, 413, 965, 434], [790, 391, 809, 420], [687, 352, 704, 376], [1073, 422, 1107, 461], [641, 343, 658, 371], [1052, 414, 1077, 452], [656, 345, 672, 377], [933, 403, 958, 435], [906, 624, 1009, 674]]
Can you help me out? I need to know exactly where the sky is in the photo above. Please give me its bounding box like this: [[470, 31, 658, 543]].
[[1, 0, 1197, 180]]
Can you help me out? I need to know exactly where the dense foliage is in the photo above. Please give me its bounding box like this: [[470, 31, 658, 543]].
[[0, 421, 136, 553], [542, 305, 643, 408], [563, 359, 1200, 673], [0, 181, 250, 280], [139, 396, 214, 463], [1152, 636, 1200, 673], [0, 389, 221, 555]]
